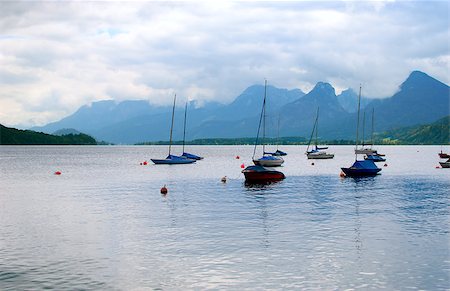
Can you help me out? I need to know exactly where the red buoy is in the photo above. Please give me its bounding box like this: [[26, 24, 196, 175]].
[[143, 161, 148, 165], [160, 185, 168, 194], [339, 171, 346, 178], [240, 163, 245, 168], [236, 156, 240, 159], [54, 171, 61, 175], [436, 166, 440, 169]]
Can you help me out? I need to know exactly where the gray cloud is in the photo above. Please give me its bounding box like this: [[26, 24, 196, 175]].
[[0, 1, 448, 126]]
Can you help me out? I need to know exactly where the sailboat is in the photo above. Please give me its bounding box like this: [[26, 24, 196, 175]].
[[341, 86, 381, 177], [305, 107, 334, 159], [362, 108, 386, 162], [243, 80, 285, 183], [265, 116, 287, 156], [252, 80, 284, 167], [180, 102, 203, 160], [151, 94, 196, 165]]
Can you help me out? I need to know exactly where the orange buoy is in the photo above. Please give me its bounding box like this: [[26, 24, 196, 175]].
[[339, 171, 346, 178], [221, 176, 227, 183], [54, 171, 61, 175], [143, 161, 148, 165], [236, 155, 240, 159], [240, 163, 245, 168], [160, 185, 168, 194]]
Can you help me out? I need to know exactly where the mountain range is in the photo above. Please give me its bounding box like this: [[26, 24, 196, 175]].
[[31, 70, 450, 144]]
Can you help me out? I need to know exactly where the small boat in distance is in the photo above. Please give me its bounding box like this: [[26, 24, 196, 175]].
[[364, 154, 386, 162], [438, 150, 450, 159], [180, 102, 203, 160], [355, 108, 385, 157], [270, 149, 287, 156], [439, 158, 450, 168], [306, 107, 334, 159], [151, 94, 196, 165], [253, 80, 284, 167], [341, 86, 381, 177]]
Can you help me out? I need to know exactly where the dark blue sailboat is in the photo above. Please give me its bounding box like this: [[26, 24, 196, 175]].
[[180, 102, 203, 160], [151, 94, 196, 165], [341, 86, 381, 177]]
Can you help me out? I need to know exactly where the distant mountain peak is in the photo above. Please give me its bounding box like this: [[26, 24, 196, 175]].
[[401, 70, 442, 91]]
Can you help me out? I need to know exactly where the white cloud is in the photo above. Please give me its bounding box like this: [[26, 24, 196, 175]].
[[0, 1, 448, 126]]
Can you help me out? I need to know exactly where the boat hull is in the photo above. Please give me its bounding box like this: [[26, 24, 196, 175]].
[[341, 160, 381, 177], [151, 155, 196, 165], [341, 167, 381, 177], [181, 152, 204, 160], [439, 161, 450, 168], [364, 154, 386, 162], [355, 148, 377, 155], [253, 157, 284, 167], [306, 152, 334, 159], [242, 165, 285, 182]]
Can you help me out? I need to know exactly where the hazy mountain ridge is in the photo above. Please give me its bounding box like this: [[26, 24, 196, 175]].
[[29, 70, 449, 144]]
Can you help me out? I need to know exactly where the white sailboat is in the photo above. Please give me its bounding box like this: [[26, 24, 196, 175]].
[[306, 107, 334, 159]]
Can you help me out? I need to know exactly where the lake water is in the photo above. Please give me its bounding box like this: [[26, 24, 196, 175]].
[[0, 145, 449, 290]]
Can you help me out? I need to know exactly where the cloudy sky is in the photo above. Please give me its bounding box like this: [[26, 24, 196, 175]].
[[0, 0, 448, 127]]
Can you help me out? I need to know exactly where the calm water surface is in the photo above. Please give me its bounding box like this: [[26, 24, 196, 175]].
[[0, 145, 449, 290]]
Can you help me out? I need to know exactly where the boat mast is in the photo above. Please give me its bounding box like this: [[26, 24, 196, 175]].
[[315, 107, 319, 149], [362, 110, 366, 147], [276, 115, 280, 151], [306, 107, 319, 153], [182, 101, 188, 153], [168, 94, 176, 156], [355, 86, 362, 160], [252, 80, 267, 160], [262, 79, 267, 154], [371, 107, 374, 149]]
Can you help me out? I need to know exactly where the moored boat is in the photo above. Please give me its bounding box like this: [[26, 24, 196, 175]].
[[151, 155, 196, 165], [341, 86, 381, 177], [179, 101, 203, 160], [364, 154, 386, 162], [245, 80, 285, 183], [253, 155, 284, 166], [341, 160, 382, 177], [252, 80, 284, 167], [439, 158, 450, 168], [306, 150, 335, 159], [151, 94, 196, 165], [306, 107, 334, 159], [242, 165, 285, 182], [438, 151, 450, 159]]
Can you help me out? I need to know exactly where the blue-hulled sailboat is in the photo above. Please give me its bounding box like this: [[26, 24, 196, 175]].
[[180, 102, 203, 160], [151, 94, 196, 165], [341, 86, 381, 177]]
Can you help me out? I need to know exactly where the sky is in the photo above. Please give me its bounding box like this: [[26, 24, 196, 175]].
[[0, 0, 449, 127]]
